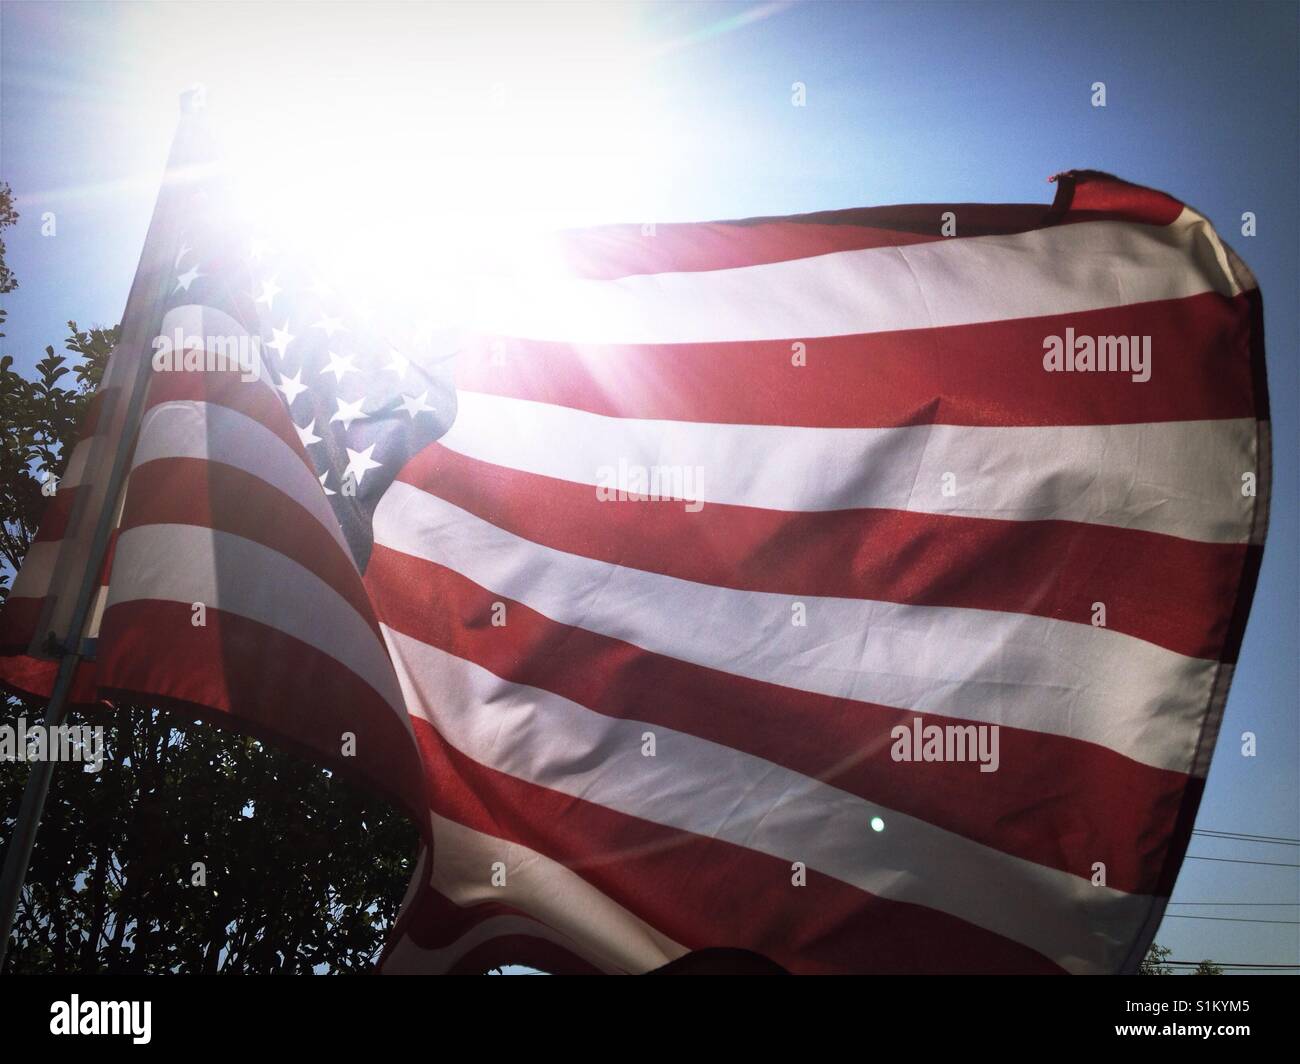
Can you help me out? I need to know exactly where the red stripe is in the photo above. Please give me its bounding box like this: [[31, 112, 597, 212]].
[[407, 716, 1064, 974], [1059, 170, 1185, 227], [32, 484, 80, 544], [97, 599, 428, 828], [0, 652, 101, 705], [542, 213, 961, 280], [0, 597, 47, 655], [369, 546, 1189, 896], [395, 444, 1248, 662], [118, 457, 380, 641], [536, 172, 1182, 280], [457, 291, 1254, 428]]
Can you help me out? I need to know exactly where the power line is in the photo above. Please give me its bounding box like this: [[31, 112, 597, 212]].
[[1193, 829, 1300, 847], [1165, 962, 1300, 969], [1164, 914, 1299, 924], [1168, 901, 1299, 906], [1195, 828, 1300, 843], [1186, 855, 1300, 868]]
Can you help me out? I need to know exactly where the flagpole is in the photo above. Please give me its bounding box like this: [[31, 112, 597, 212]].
[[0, 88, 211, 972]]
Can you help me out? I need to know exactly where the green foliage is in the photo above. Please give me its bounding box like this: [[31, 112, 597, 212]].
[[1138, 941, 1173, 975], [2, 708, 416, 973], [1138, 943, 1225, 975], [0, 181, 417, 973]]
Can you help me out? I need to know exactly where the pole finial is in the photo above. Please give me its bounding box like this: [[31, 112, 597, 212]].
[[180, 83, 207, 115]]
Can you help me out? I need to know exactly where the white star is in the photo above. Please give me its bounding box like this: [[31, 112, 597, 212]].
[[276, 369, 309, 404], [343, 443, 383, 487], [385, 349, 410, 379], [256, 277, 282, 309], [293, 419, 321, 447], [319, 471, 336, 496], [267, 325, 294, 357], [320, 350, 357, 382], [313, 315, 344, 337], [330, 396, 368, 430], [174, 265, 201, 292], [397, 391, 435, 418]]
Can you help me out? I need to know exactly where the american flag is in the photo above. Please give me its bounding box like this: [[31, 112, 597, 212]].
[[0, 110, 1270, 974]]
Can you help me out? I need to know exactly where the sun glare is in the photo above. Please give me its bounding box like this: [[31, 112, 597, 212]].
[[113, 4, 672, 317]]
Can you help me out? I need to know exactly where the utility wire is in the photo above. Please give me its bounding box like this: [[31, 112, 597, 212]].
[[1168, 901, 1299, 906], [1164, 914, 1299, 924], [1193, 829, 1300, 847], [1164, 962, 1300, 969], [1195, 828, 1300, 842], [1185, 855, 1300, 868]]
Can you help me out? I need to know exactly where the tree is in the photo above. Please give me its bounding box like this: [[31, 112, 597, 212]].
[[0, 182, 418, 973], [1138, 942, 1225, 976], [0, 322, 116, 583], [1138, 941, 1173, 975]]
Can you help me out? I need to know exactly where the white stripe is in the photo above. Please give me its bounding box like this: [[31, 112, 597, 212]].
[[1196, 210, 1257, 293], [58, 438, 94, 491], [401, 812, 686, 974], [384, 628, 1152, 974], [1249, 419, 1272, 546], [156, 304, 280, 391], [473, 208, 1251, 344], [374, 484, 1214, 774], [103, 523, 406, 716], [132, 400, 349, 554], [5, 542, 60, 602], [98, 345, 132, 392], [441, 392, 1257, 544]]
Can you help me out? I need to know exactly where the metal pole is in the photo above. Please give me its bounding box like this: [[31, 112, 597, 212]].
[[0, 88, 209, 972]]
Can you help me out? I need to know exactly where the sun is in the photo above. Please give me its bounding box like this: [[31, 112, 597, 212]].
[[158, 6, 674, 322]]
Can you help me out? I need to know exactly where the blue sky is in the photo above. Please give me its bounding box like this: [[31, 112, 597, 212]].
[[1, 1, 1296, 971]]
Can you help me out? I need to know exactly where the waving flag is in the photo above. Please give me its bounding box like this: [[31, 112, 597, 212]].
[[0, 125, 1269, 973]]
